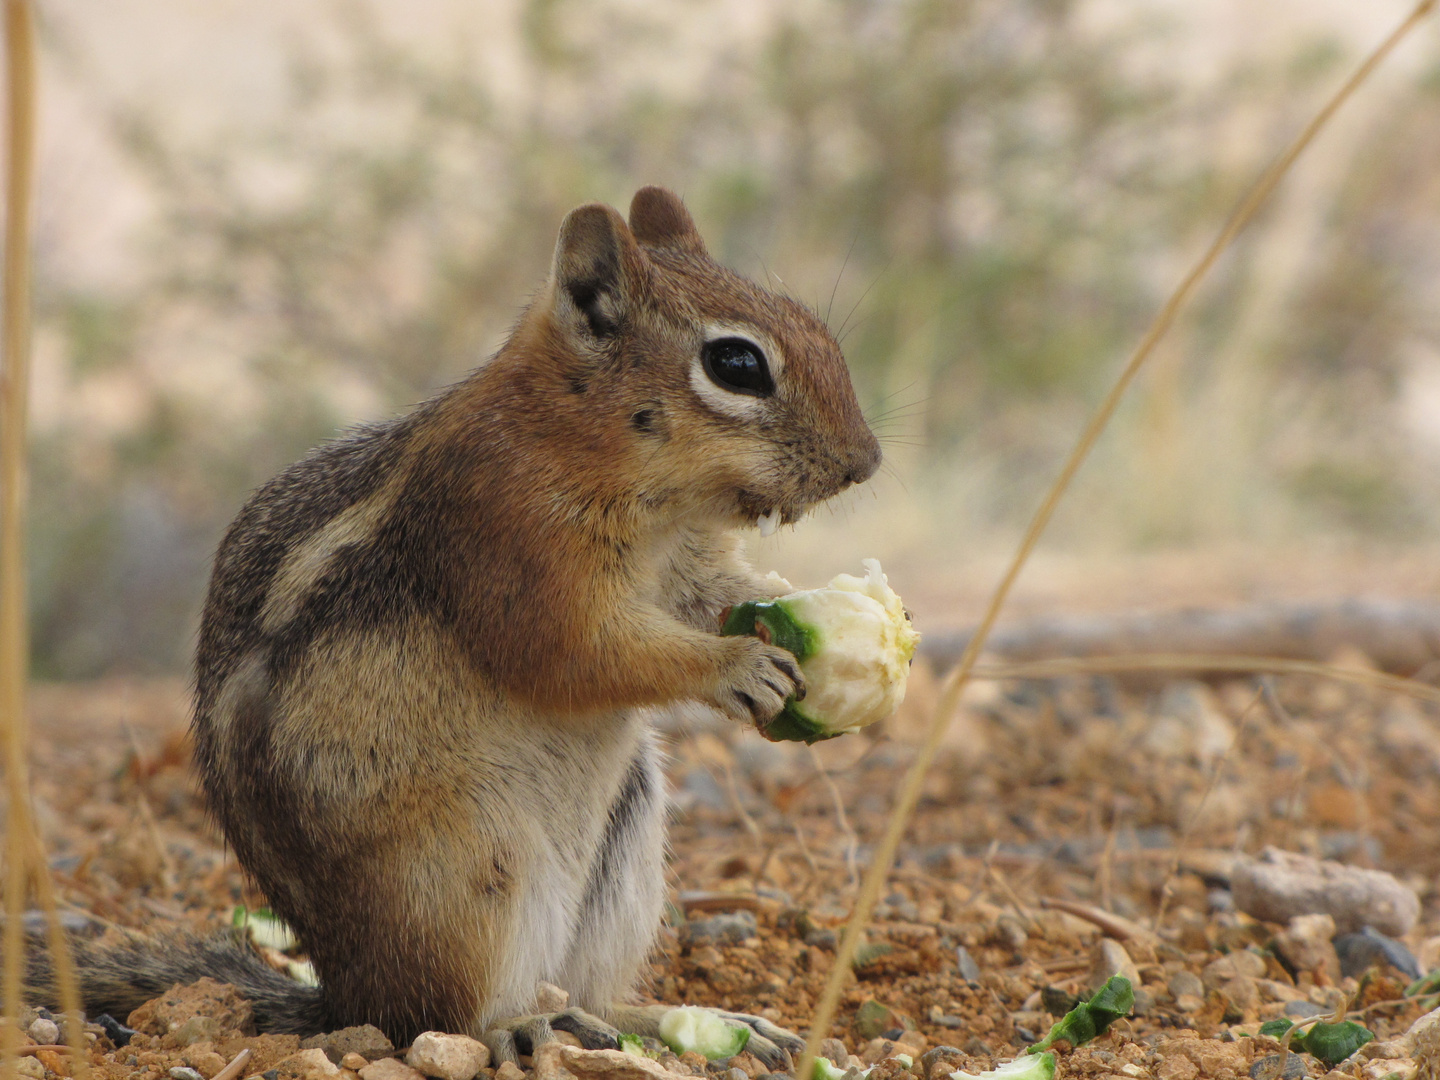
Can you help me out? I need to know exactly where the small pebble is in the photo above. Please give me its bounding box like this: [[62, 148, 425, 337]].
[[726, 1070, 748, 1080], [954, 947, 981, 984], [534, 982, 569, 1013], [1249, 1054, 1306, 1080], [1334, 926, 1422, 980], [170, 1069, 206, 1080], [1088, 939, 1141, 993], [15, 1058, 43, 1080], [341, 1055, 371, 1071], [680, 912, 758, 947], [26, 1017, 59, 1045], [94, 1013, 137, 1047], [494, 1063, 525, 1080], [1167, 971, 1204, 1000]]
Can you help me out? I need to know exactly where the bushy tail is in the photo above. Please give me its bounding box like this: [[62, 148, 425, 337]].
[[25, 930, 330, 1035]]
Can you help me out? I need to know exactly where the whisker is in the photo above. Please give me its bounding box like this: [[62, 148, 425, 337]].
[[825, 229, 862, 330], [837, 258, 893, 340]]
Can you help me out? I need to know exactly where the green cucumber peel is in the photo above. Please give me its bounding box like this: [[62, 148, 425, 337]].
[[721, 600, 818, 661], [233, 904, 299, 952], [1027, 975, 1133, 1053], [618, 1034, 648, 1058], [1259, 1018, 1373, 1064], [657, 1006, 751, 1060], [720, 601, 836, 743]]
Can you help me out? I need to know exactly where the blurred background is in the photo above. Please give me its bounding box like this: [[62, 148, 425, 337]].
[[21, 0, 1440, 678]]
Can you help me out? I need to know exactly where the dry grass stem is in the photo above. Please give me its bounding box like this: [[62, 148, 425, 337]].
[[972, 653, 1440, 704], [795, 4, 1439, 1073]]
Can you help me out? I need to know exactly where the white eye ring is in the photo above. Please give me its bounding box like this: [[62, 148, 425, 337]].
[[689, 327, 783, 420]]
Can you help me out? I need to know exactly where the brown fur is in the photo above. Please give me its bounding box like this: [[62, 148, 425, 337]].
[[108, 187, 877, 1046]]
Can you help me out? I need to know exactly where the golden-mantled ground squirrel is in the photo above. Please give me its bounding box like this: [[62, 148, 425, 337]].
[[47, 187, 879, 1066]]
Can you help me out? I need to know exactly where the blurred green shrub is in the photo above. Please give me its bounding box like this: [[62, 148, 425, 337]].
[[28, 0, 1440, 675]]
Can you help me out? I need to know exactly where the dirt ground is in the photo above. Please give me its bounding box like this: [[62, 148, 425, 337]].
[[14, 626, 1440, 1080]]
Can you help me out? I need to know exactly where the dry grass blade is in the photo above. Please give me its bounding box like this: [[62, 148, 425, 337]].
[[1, 4, 88, 1075], [795, 3, 1438, 1075], [971, 653, 1440, 705]]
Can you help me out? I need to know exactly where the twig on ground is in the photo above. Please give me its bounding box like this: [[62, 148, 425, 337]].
[[210, 1048, 253, 1080], [1038, 898, 1158, 944]]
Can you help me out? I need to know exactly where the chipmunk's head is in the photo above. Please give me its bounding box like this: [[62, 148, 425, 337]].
[[532, 186, 880, 533]]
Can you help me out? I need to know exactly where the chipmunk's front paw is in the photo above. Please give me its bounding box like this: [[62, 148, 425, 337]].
[[711, 639, 805, 724], [606, 1004, 804, 1072], [702, 1010, 806, 1070]]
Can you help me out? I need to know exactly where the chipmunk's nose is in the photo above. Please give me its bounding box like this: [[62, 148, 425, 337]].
[[844, 433, 882, 487]]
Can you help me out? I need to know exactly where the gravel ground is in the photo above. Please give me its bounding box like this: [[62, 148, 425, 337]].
[[14, 659, 1440, 1080]]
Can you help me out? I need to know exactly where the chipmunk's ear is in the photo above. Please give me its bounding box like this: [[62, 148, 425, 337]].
[[628, 186, 707, 257], [550, 203, 641, 340]]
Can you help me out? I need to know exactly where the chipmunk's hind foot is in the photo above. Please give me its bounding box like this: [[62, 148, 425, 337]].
[[483, 1009, 621, 1063]]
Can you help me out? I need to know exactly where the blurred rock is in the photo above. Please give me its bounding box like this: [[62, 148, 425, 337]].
[[1231, 848, 1419, 935], [1202, 950, 1266, 990], [359, 1059, 427, 1080], [274, 1049, 343, 1080], [1274, 914, 1341, 982], [1145, 682, 1235, 762], [127, 978, 255, 1039], [954, 947, 981, 984], [1167, 971, 1203, 1000], [1088, 939, 1140, 993], [27, 1017, 60, 1045], [681, 912, 758, 948], [1334, 927, 1421, 980], [1250, 1054, 1306, 1079], [535, 982, 570, 1013], [855, 1000, 911, 1040], [860, 1039, 898, 1066], [301, 1027, 395, 1065], [536, 1044, 684, 1080]]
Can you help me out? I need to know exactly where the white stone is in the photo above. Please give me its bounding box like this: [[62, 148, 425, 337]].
[[405, 1032, 490, 1080], [26, 1018, 59, 1045]]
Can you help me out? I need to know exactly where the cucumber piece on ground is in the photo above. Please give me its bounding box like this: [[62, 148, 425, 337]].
[[951, 1052, 1057, 1080], [657, 1007, 751, 1060]]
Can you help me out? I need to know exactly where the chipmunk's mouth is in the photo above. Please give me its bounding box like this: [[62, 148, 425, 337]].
[[737, 491, 809, 534]]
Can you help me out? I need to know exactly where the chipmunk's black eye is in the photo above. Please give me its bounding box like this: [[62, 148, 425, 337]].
[[702, 337, 774, 397]]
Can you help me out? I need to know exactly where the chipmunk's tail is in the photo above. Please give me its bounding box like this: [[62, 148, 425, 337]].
[[25, 930, 330, 1034]]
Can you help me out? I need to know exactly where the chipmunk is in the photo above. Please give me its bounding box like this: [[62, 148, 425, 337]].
[[44, 187, 879, 1066]]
